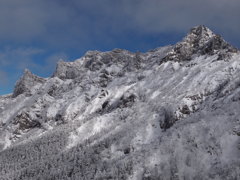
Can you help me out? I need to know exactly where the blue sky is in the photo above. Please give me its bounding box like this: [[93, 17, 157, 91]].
[[0, 0, 240, 95]]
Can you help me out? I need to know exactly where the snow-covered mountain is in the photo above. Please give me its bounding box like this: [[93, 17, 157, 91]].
[[0, 25, 240, 180]]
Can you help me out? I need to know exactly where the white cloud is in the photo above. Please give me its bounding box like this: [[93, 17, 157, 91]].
[[0, 47, 44, 69], [0, 46, 68, 74]]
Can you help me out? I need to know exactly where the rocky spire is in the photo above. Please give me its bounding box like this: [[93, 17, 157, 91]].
[[183, 25, 215, 49], [161, 25, 238, 63], [12, 69, 46, 98]]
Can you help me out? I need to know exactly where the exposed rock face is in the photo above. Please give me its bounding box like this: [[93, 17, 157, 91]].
[[12, 69, 46, 98], [13, 111, 41, 131], [0, 26, 240, 180], [162, 25, 238, 62], [53, 60, 83, 80]]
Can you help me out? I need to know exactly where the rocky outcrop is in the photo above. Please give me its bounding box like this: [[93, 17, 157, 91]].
[[162, 25, 238, 63], [13, 111, 41, 131], [12, 69, 46, 98], [53, 60, 82, 80]]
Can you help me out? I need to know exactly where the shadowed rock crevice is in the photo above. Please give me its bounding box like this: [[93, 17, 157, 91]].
[[158, 107, 177, 130], [100, 93, 137, 114], [13, 111, 41, 131]]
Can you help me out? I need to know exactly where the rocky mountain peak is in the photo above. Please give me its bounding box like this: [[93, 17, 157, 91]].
[[183, 25, 214, 47], [162, 25, 238, 62], [190, 25, 212, 34], [12, 69, 46, 98]]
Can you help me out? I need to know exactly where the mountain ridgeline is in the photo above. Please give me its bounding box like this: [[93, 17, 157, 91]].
[[0, 25, 240, 180]]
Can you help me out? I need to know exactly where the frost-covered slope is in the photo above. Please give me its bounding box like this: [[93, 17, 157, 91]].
[[0, 25, 240, 180]]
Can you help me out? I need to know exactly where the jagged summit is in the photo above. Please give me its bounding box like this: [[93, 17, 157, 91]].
[[185, 25, 214, 45], [162, 25, 238, 62], [12, 69, 46, 98], [182, 25, 215, 51], [11, 26, 239, 96], [51, 26, 239, 82]]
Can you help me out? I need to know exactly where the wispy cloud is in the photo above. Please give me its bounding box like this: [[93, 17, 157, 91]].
[[0, 47, 44, 70], [0, 46, 68, 70], [0, 47, 67, 92]]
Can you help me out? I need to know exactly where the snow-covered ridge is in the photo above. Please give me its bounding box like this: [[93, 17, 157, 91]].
[[12, 69, 46, 98], [162, 25, 238, 62], [0, 26, 240, 179]]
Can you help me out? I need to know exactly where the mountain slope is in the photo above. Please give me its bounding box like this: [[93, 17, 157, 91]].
[[0, 25, 240, 180]]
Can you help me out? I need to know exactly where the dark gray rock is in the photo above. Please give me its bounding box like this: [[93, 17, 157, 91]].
[[12, 69, 46, 98]]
